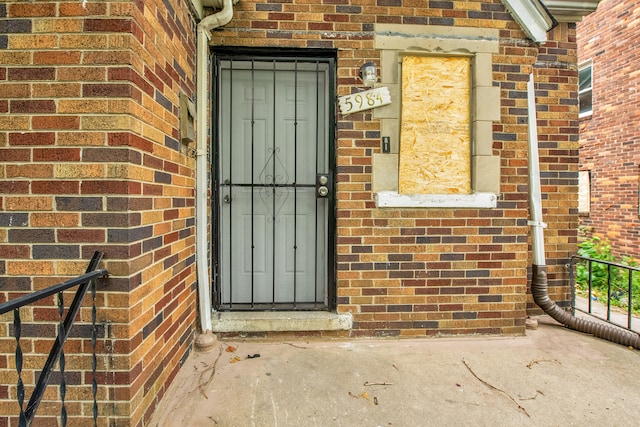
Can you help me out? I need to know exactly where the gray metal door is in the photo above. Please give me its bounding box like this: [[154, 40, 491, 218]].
[[215, 55, 334, 310]]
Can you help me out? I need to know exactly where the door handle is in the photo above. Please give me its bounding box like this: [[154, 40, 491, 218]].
[[318, 186, 329, 197], [223, 195, 232, 204], [316, 173, 332, 198]]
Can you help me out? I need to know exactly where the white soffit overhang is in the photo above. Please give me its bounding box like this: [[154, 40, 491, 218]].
[[502, 0, 556, 43], [541, 0, 602, 22]]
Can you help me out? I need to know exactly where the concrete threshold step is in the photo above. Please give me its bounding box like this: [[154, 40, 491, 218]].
[[211, 311, 353, 332]]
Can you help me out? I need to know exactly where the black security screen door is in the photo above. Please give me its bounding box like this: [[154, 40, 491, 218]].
[[213, 51, 336, 311]]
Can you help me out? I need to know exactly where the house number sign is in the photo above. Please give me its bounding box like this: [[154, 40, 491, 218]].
[[338, 86, 391, 115]]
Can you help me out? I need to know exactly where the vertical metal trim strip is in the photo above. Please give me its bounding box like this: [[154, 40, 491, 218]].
[[328, 56, 337, 310], [272, 60, 277, 308], [228, 60, 234, 308], [293, 60, 299, 308], [314, 60, 321, 307], [251, 60, 256, 308]]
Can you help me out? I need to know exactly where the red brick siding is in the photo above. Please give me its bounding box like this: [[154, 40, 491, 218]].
[[0, 0, 197, 426], [530, 24, 580, 310], [0, 0, 581, 424], [210, 1, 578, 334], [578, 0, 640, 259]]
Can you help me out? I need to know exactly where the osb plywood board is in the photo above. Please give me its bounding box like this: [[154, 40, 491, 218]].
[[399, 56, 471, 195]]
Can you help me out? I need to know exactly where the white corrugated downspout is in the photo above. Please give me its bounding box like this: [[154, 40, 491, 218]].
[[195, 0, 235, 348], [527, 73, 547, 265]]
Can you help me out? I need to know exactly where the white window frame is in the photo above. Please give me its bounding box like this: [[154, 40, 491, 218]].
[[578, 170, 591, 215], [579, 60, 593, 118]]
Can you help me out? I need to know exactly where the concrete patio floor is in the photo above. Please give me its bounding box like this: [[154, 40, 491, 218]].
[[150, 315, 639, 427]]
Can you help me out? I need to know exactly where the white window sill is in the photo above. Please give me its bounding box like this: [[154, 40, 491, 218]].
[[375, 191, 497, 208]]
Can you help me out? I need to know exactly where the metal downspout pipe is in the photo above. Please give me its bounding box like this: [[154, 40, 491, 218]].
[[527, 74, 640, 348], [195, 0, 235, 340]]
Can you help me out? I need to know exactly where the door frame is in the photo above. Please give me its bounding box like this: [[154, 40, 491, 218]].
[[211, 47, 337, 311]]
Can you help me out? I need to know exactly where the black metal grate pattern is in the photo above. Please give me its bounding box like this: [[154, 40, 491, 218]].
[[0, 252, 107, 426], [215, 54, 335, 311]]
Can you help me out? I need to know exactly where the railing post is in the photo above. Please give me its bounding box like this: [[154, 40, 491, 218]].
[[628, 270, 633, 330], [587, 260, 593, 313], [58, 289, 68, 426], [569, 256, 576, 316], [14, 308, 27, 427], [91, 279, 99, 426], [607, 264, 612, 321]]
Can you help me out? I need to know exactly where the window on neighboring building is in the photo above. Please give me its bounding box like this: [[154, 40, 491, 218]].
[[578, 170, 591, 215], [579, 61, 592, 118]]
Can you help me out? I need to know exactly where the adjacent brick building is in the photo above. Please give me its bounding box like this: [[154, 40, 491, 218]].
[[1, 0, 598, 425], [577, 0, 640, 258]]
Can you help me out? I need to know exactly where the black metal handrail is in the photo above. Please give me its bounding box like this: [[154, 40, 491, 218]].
[[569, 255, 639, 332], [0, 251, 108, 427]]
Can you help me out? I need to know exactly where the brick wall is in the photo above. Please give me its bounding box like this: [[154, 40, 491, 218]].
[[211, 0, 579, 334], [531, 23, 580, 309], [578, 0, 640, 259], [0, 0, 197, 425], [0, 0, 581, 424]]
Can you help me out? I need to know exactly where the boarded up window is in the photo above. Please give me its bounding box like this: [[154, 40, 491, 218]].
[[398, 56, 471, 195]]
